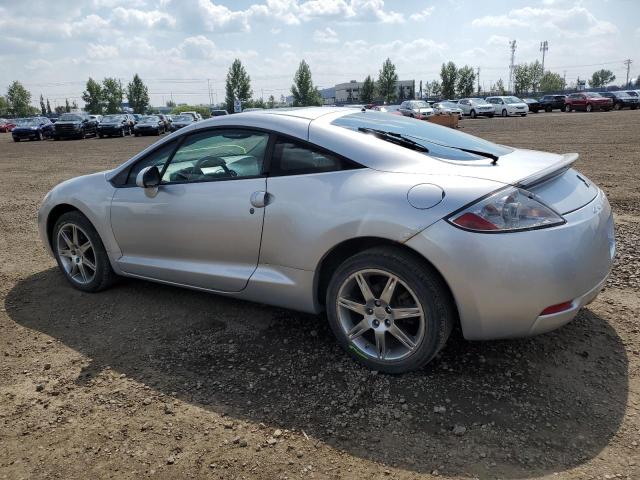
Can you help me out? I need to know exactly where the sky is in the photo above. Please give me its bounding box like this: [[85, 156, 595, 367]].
[[1, 0, 638, 108]]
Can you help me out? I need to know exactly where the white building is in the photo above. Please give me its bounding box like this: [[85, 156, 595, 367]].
[[335, 79, 415, 104]]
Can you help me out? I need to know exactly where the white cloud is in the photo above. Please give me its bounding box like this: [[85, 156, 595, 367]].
[[472, 6, 618, 38], [278, 42, 293, 49], [313, 27, 339, 44], [86, 44, 119, 59], [410, 6, 435, 21], [486, 34, 510, 46], [177, 35, 258, 62], [112, 7, 176, 29]]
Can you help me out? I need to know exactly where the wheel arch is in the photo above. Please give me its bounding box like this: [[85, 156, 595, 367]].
[[314, 236, 459, 323], [46, 203, 82, 249]]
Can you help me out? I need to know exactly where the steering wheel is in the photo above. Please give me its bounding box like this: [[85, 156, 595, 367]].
[[195, 155, 237, 177]]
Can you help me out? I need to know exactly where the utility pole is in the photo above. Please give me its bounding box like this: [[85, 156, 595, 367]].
[[563, 71, 567, 91], [624, 59, 632, 88], [508, 40, 517, 94], [540, 41, 548, 71], [476, 67, 481, 94]]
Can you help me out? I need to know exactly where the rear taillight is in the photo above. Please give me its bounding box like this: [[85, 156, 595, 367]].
[[540, 301, 573, 316], [448, 187, 565, 233]]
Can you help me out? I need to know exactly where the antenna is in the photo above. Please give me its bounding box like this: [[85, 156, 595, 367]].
[[624, 59, 632, 88], [540, 41, 549, 71], [508, 40, 517, 93]]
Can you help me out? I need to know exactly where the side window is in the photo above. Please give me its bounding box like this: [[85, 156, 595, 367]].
[[271, 138, 357, 176], [161, 129, 269, 183], [127, 140, 178, 185]]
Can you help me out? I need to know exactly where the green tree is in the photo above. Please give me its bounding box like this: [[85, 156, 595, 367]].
[[267, 94, 275, 109], [102, 78, 124, 113], [456, 65, 476, 98], [6, 81, 32, 116], [65, 98, 70, 112], [82, 77, 104, 114], [291, 60, 322, 107], [589, 69, 616, 88], [166, 99, 176, 108], [0, 96, 9, 116], [376, 58, 398, 103], [225, 59, 252, 113], [529, 60, 544, 92], [46, 98, 52, 115], [440, 62, 457, 99], [513, 64, 531, 94], [495, 78, 506, 95], [127, 74, 150, 113], [39, 94, 46, 115], [424, 80, 441, 98], [360, 75, 376, 104], [539, 71, 564, 92]]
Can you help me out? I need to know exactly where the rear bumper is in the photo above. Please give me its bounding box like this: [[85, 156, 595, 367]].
[[406, 188, 615, 340]]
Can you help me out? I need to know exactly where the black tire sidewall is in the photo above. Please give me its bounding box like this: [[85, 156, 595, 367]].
[[52, 211, 115, 292], [326, 247, 453, 373]]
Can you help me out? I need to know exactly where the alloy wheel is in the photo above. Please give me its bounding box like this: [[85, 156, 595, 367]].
[[56, 223, 97, 285], [336, 269, 426, 362]]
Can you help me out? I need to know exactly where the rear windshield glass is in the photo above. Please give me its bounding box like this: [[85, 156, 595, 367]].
[[59, 114, 83, 121], [102, 115, 123, 122], [332, 111, 512, 161], [141, 115, 159, 122]]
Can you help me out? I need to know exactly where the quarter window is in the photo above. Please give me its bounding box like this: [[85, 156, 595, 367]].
[[270, 138, 356, 176], [161, 129, 269, 183]]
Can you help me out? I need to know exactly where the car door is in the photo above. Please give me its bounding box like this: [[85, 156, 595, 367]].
[[110, 128, 271, 292]]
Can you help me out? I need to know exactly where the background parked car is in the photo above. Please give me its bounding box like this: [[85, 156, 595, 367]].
[[211, 109, 229, 116], [599, 91, 639, 110], [523, 98, 540, 113], [133, 114, 142, 123], [134, 115, 166, 136], [170, 114, 195, 131], [432, 101, 463, 118], [372, 105, 402, 115], [11, 116, 54, 142], [399, 100, 434, 119], [89, 114, 102, 123], [537, 95, 567, 112], [98, 114, 132, 138], [180, 111, 201, 121], [157, 113, 172, 131], [564, 92, 613, 112], [53, 112, 98, 140], [486, 96, 529, 117], [457, 98, 495, 118], [0, 118, 16, 132]]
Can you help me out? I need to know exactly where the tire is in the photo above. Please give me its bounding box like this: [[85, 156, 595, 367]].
[[501, 109, 507, 117], [631, 106, 638, 110], [545, 106, 552, 112], [487, 114, 494, 118], [470, 109, 477, 119], [564, 104, 572, 112], [520, 114, 527, 117], [99, 134, 104, 139], [37, 131, 43, 141], [53, 136, 59, 141], [13, 137, 19, 142], [586, 103, 593, 112], [326, 246, 455, 374], [134, 133, 140, 137], [52, 211, 116, 293], [613, 103, 621, 111]]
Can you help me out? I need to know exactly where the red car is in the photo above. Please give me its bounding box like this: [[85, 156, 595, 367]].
[[564, 92, 613, 112], [0, 119, 16, 132]]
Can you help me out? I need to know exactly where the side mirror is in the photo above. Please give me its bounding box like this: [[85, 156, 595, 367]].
[[136, 166, 161, 188]]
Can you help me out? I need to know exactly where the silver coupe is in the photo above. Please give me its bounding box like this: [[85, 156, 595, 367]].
[[38, 107, 615, 373]]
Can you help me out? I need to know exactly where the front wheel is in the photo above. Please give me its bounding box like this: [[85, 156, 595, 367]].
[[586, 103, 593, 112], [13, 137, 19, 142], [501, 109, 507, 117], [326, 247, 454, 374], [545, 106, 552, 112], [564, 104, 572, 112], [470, 109, 477, 119], [613, 103, 621, 111], [53, 211, 116, 292], [487, 114, 494, 118]]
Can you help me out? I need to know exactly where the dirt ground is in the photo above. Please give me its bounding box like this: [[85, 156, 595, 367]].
[[0, 111, 638, 480]]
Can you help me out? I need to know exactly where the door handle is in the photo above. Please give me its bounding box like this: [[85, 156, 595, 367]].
[[250, 191, 268, 208]]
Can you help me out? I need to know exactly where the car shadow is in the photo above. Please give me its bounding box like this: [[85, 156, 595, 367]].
[[5, 268, 628, 478]]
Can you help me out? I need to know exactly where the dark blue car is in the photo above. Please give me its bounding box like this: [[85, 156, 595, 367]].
[[12, 117, 54, 142]]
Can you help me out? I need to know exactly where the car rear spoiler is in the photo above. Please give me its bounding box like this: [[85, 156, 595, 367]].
[[515, 153, 578, 189]]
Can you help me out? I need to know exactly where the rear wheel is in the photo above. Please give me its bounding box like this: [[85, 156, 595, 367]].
[[13, 137, 19, 142], [545, 106, 552, 112], [470, 109, 477, 119], [564, 104, 572, 112], [37, 131, 43, 141], [613, 103, 621, 111], [326, 247, 454, 374], [53, 211, 116, 293], [501, 109, 507, 117], [586, 103, 593, 112]]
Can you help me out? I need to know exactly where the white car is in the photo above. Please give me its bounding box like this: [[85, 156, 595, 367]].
[[399, 100, 434, 119], [180, 111, 201, 121], [486, 96, 529, 117], [457, 98, 495, 118], [432, 101, 463, 119]]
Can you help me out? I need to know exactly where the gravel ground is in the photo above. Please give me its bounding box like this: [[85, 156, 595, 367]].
[[0, 111, 639, 480]]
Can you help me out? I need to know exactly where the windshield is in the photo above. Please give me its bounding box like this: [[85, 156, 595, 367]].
[[412, 101, 429, 108], [505, 96, 523, 104], [16, 118, 40, 126], [174, 115, 193, 122], [141, 115, 159, 122], [332, 111, 512, 161], [102, 115, 123, 122], [441, 102, 459, 108], [470, 99, 489, 105], [59, 114, 83, 121], [586, 92, 602, 97]]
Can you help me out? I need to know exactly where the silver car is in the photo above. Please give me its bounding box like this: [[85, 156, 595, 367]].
[[432, 101, 463, 119], [38, 107, 615, 373], [399, 100, 435, 119], [457, 98, 496, 118]]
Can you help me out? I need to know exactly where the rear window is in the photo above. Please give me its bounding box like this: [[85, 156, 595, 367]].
[[332, 111, 512, 161]]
